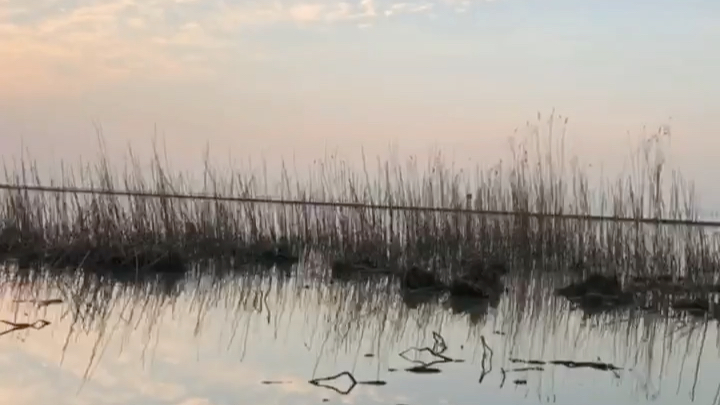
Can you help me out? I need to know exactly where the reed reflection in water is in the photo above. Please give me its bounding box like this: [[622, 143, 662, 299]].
[[0, 261, 718, 405]]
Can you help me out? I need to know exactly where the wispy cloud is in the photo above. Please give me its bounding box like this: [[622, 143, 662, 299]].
[[0, 0, 221, 96], [0, 0, 454, 96]]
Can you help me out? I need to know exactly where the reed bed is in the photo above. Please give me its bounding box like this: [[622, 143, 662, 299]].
[[0, 115, 717, 280]]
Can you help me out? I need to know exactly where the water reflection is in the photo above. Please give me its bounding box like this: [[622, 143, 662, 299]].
[[0, 261, 719, 405]]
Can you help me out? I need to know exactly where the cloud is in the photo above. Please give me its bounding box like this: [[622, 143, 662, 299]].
[[384, 2, 433, 16], [212, 0, 383, 28], [0, 0, 224, 97], [176, 399, 215, 405], [288, 4, 327, 22], [0, 0, 465, 97]]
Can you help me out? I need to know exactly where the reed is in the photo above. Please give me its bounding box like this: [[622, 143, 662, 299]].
[[0, 113, 716, 280]]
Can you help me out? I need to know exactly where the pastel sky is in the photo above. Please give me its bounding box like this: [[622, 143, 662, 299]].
[[1, 0, 720, 205]]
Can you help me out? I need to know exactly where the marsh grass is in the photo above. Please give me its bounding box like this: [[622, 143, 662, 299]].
[[0, 113, 717, 282]]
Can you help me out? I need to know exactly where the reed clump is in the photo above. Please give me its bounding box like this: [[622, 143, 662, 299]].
[[0, 113, 717, 283]]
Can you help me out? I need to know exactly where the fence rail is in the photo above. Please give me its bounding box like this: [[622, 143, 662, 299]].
[[1, 183, 719, 228]]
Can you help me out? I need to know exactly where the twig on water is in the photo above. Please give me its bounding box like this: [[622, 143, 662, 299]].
[[478, 335, 493, 384], [0, 319, 50, 337], [398, 346, 454, 364], [431, 331, 447, 354], [509, 358, 621, 375], [508, 366, 544, 372], [398, 332, 455, 373], [308, 371, 386, 395], [509, 358, 546, 365], [13, 298, 63, 308]]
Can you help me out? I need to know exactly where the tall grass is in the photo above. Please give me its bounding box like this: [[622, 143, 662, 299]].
[[0, 113, 716, 278]]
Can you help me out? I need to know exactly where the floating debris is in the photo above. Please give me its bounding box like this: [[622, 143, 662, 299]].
[[509, 358, 545, 365], [397, 331, 457, 375], [509, 358, 621, 372], [478, 336, 493, 384], [13, 298, 63, 308], [309, 371, 386, 395], [507, 367, 544, 372], [431, 331, 447, 354], [550, 360, 621, 372], [398, 346, 453, 365], [0, 319, 50, 337]]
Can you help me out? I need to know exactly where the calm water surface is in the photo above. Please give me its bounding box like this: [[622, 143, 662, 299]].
[[0, 263, 718, 405]]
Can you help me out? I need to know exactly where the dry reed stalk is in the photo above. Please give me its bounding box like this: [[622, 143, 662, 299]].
[[0, 113, 716, 281]]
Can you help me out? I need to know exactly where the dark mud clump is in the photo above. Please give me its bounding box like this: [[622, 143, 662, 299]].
[[331, 258, 392, 279], [462, 258, 509, 280], [46, 246, 188, 275], [556, 273, 635, 312], [627, 274, 689, 294], [672, 297, 720, 318], [401, 288, 441, 309], [627, 274, 720, 296], [448, 278, 491, 298], [247, 241, 299, 268], [401, 266, 443, 290], [448, 258, 508, 299], [557, 273, 623, 297], [446, 292, 501, 324]]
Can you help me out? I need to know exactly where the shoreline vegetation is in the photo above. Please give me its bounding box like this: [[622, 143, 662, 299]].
[[0, 115, 718, 303], [1, 115, 719, 402]]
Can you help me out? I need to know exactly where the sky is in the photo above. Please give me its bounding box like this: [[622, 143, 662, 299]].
[[1, 0, 720, 207]]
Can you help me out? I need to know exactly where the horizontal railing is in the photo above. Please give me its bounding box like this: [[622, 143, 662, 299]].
[[1, 183, 719, 227]]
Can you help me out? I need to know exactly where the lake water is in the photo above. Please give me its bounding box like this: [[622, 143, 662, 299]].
[[0, 262, 719, 405]]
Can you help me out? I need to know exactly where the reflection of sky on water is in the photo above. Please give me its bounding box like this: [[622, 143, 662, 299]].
[[0, 266, 718, 405]]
